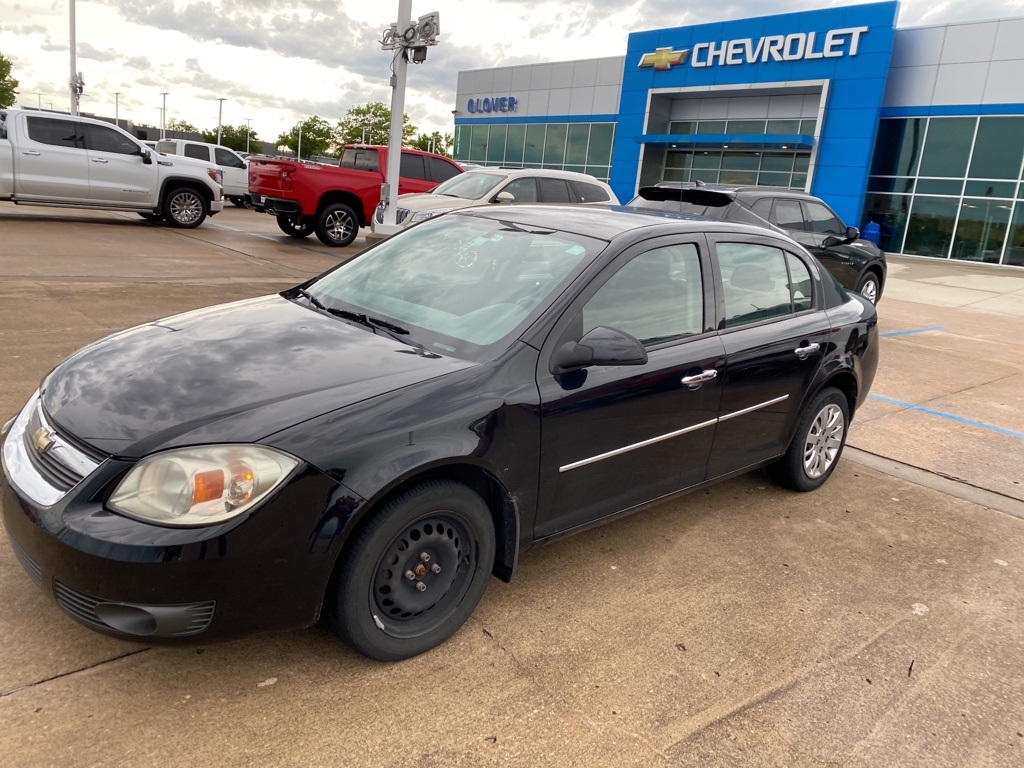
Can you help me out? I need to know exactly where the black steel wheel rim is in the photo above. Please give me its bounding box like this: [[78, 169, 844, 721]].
[[370, 512, 475, 638]]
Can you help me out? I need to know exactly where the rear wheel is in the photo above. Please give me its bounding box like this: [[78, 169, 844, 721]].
[[315, 203, 358, 247], [326, 481, 495, 661], [163, 187, 208, 228], [276, 215, 314, 239], [856, 271, 881, 305], [766, 387, 849, 492]]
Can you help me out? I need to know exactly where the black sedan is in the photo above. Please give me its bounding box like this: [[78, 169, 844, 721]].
[[1, 206, 878, 660], [627, 184, 888, 304]]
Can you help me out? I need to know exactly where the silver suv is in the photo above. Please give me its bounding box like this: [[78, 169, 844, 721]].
[[373, 167, 618, 232]]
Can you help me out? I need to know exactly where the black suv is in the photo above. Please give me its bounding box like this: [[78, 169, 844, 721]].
[[627, 184, 886, 304]]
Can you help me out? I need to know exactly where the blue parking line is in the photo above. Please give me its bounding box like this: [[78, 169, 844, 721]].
[[879, 326, 944, 338], [208, 221, 350, 259], [869, 394, 1024, 440]]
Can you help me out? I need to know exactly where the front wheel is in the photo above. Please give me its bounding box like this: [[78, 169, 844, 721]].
[[276, 215, 314, 239], [315, 203, 359, 247], [766, 387, 850, 492], [856, 272, 881, 305], [326, 481, 495, 661], [162, 187, 208, 228]]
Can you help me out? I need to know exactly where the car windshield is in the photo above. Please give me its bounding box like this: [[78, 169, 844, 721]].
[[430, 172, 506, 200], [305, 213, 604, 361]]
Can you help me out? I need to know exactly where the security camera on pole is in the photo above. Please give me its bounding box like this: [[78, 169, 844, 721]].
[[376, 2, 440, 234]]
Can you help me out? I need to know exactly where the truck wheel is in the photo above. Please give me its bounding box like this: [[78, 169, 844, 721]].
[[228, 196, 247, 208], [163, 187, 208, 229], [276, 215, 314, 239], [315, 203, 358, 247]]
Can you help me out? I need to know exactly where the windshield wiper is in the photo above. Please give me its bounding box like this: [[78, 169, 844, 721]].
[[291, 288, 420, 344]]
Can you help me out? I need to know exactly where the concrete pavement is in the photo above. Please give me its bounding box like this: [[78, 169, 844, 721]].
[[0, 205, 1021, 767]]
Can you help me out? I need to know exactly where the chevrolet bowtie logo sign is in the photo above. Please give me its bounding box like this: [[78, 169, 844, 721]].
[[33, 427, 55, 454], [638, 47, 691, 70]]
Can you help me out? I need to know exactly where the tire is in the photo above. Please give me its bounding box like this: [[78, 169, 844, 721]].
[[276, 215, 314, 239], [162, 187, 208, 229], [138, 212, 164, 222], [856, 271, 881, 305], [766, 387, 850, 492], [315, 203, 359, 247], [228, 196, 247, 208], [326, 481, 496, 661]]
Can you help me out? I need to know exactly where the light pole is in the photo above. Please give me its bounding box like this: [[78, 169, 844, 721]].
[[245, 117, 252, 153], [114, 92, 121, 128], [160, 92, 168, 139], [216, 97, 226, 145], [35, 93, 42, 109], [69, 0, 77, 114]]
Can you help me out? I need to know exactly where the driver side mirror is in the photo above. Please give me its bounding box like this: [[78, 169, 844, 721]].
[[822, 225, 858, 248], [551, 326, 648, 374], [493, 191, 515, 204], [141, 149, 153, 165]]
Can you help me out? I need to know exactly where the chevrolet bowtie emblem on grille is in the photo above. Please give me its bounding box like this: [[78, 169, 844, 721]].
[[33, 427, 56, 454], [638, 47, 691, 70]]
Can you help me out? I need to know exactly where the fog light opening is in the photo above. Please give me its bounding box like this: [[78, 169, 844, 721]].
[[94, 603, 159, 636]]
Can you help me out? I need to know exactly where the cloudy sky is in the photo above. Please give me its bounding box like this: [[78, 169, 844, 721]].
[[2, 0, 1022, 144]]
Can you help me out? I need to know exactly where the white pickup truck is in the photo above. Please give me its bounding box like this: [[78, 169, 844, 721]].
[[0, 109, 224, 228]]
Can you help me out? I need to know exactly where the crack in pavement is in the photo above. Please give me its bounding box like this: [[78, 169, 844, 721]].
[[0, 649, 151, 698]]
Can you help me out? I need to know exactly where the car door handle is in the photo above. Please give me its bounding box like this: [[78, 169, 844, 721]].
[[91, 158, 109, 163], [794, 342, 820, 359], [22, 150, 42, 156], [681, 369, 718, 388]]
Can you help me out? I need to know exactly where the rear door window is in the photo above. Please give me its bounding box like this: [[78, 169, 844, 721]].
[[26, 116, 84, 149], [399, 153, 427, 180], [183, 143, 209, 161], [341, 149, 380, 172], [772, 199, 806, 231], [572, 181, 611, 203], [538, 177, 573, 203], [717, 242, 795, 328]]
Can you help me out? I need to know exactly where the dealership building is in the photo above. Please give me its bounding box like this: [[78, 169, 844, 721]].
[[452, 1, 1024, 267]]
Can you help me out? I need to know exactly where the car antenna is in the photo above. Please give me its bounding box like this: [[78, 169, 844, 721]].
[[695, 179, 706, 187]]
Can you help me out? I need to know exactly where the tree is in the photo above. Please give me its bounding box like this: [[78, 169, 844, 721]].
[[335, 102, 416, 150], [276, 116, 333, 159], [166, 118, 199, 134], [201, 123, 259, 151], [0, 53, 20, 109], [410, 131, 453, 158]]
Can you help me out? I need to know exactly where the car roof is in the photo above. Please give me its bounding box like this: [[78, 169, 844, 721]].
[[651, 181, 819, 202], [461, 167, 611, 185], [454, 203, 795, 243]]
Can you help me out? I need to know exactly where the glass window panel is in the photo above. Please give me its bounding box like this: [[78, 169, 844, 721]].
[[543, 124, 567, 165], [903, 196, 959, 258], [691, 151, 722, 170], [586, 124, 614, 166], [951, 198, 1012, 263], [721, 152, 760, 171], [85, 124, 140, 155], [760, 153, 794, 172], [794, 155, 810, 172], [786, 253, 813, 312], [750, 198, 773, 219], [691, 169, 720, 184], [27, 116, 83, 148], [727, 119, 766, 134], [1004, 203, 1024, 266], [915, 178, 963, 195], [868, 176, 915, 194], [524, 125, 545, 164], [968, 117, 1024, 180], [719, 170, 757, 185], [919, 117, 975, 178], [718, 243, 793, 328], [469, 125, 488, 162], [964, 180, 1016, 198], [505, 124, 526, 164], [665, 150, 693, 170], [696, 120, 726, 134], [774, 200, 806, 230], [669, 121, 695, 134], [767, 119, 800, 134], [564, 165, 586, 175], [870, 118, 926, 177], [501, 178, 538, 202], [184, 144, 208, 160], [757, 171, 790, 187], [566, 124, 589, 165], [486, 125, 507, 164], [799, 120, 817, 136], [538, 177, 573, 203], [803, 201, 845, 235], [791, 173, 808, 189], [585, 166, 611, 182], [583, 244, 704, 345], [863, 193, 911, 253], [663, 168, 685, 182]]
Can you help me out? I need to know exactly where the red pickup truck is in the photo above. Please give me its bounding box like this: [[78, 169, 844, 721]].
[[248, 145, 463, 247]]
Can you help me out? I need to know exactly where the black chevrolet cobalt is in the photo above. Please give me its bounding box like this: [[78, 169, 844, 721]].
[[1, 205, 878, 660]]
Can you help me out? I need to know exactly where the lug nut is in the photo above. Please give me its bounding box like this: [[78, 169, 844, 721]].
[[431, 563, 441, 574], [420, 552, 430, 563], [405, 570, 416, 581], [416, 582, 427, 592]]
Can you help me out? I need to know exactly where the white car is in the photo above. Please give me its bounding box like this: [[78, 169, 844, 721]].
[[156, 139, 249, 206], [373, 167, 618, 231]]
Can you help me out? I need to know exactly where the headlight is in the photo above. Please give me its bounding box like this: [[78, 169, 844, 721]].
[[410, 207, 454, 223], [108, 445, 300, 527]]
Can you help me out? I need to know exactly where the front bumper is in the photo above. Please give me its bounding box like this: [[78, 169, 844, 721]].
[[1, 395, 348, 643]]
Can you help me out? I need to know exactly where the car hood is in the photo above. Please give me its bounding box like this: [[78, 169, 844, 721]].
[[41, 295, 473, 458]]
